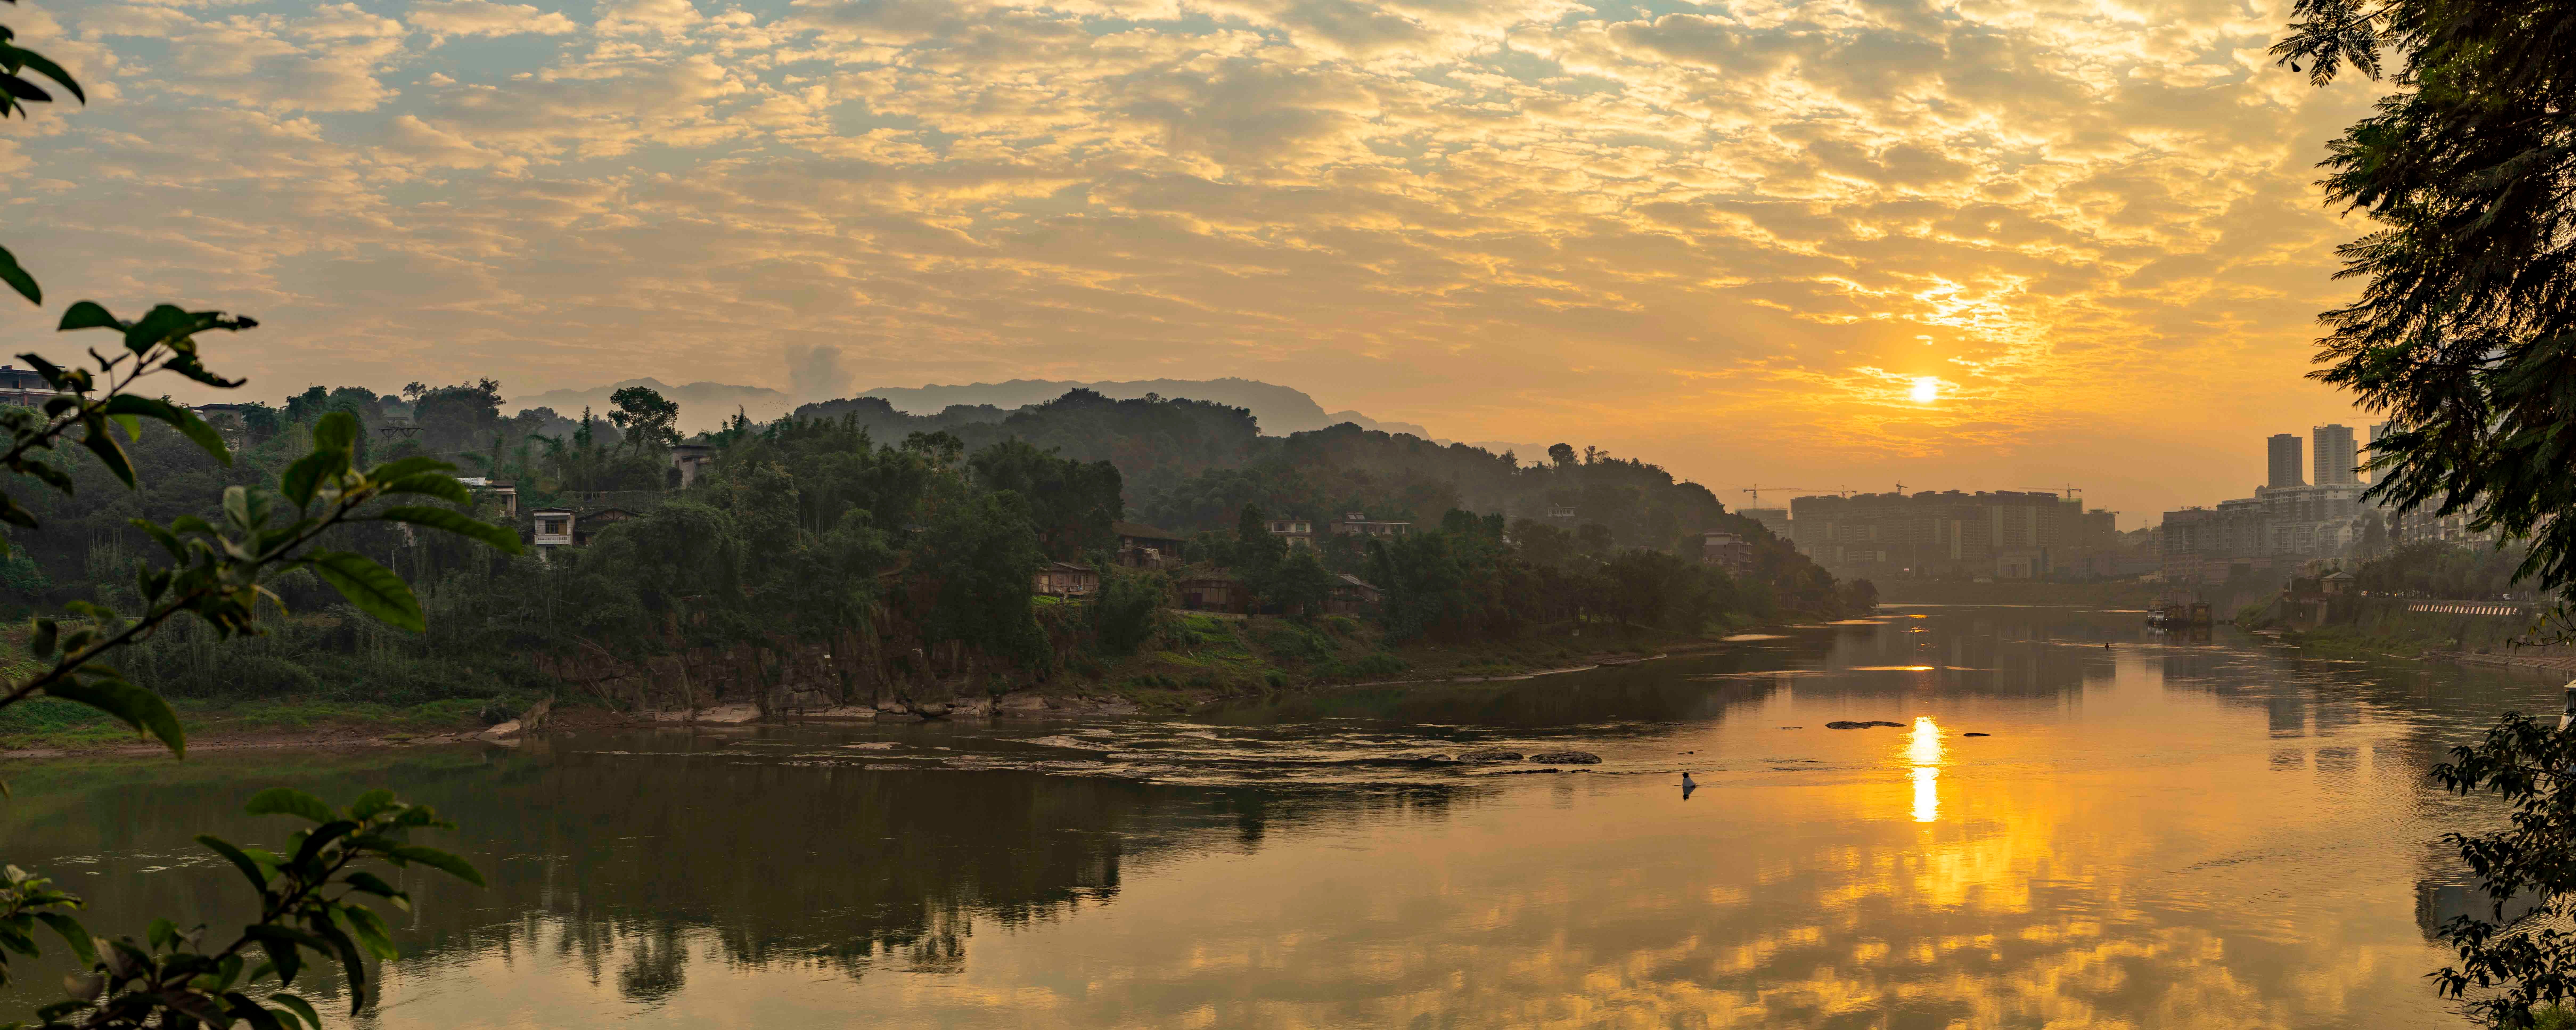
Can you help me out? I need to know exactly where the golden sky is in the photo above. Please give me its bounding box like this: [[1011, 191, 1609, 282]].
[[3, 0, 2385, 522]]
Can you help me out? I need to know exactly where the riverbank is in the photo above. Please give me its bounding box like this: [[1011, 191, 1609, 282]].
[[2259, 602, 2576, 673], [0, 612, 1810, 754]]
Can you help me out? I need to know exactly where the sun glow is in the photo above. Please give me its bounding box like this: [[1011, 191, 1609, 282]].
[[1909, 377, 1939, 404], [1909, 716, 1944, 823]]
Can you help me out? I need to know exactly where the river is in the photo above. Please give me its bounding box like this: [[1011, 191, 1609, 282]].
[[0, 605, 2554, 1028]]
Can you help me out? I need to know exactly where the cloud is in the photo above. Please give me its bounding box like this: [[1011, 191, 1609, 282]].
[[408, 0, 579, 40], [6, 0, 2388, 520]]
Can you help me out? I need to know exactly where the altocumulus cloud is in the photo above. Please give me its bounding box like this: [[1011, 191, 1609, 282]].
[[3, 0, 2381, 514]]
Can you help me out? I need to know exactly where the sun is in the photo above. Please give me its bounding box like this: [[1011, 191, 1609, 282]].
[[1909, 377, 1939, 404]]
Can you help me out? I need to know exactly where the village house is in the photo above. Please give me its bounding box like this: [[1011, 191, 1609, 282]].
[[0, 366, 51, 408], [1328, 573, 1383, 614], [1177, 574, 1251, 614], [532, 508, 575, 550], [1333, 512, 1413, 538], [575, 508, 641, 545], [1701, 530, 1756, 577], [530, 506, 642, 552], [1032, 561, 1099, 597], [1265, 517, 1316, 549], [669, 443, 716, 488], [1114, 521, 1188, 568], [459, 477, 519, 519]]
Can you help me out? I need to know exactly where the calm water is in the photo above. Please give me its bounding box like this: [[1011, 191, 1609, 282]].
[[0, 606, 2554, 1028]]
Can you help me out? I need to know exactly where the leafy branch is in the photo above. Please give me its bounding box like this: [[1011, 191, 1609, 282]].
[[2, 790, 483, 1030]]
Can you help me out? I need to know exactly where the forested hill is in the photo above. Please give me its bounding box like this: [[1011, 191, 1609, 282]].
[[787, 387, 1772, 560]]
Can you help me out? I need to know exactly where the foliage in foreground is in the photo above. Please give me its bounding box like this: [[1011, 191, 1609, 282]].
[[2430, 714, 2576, 1028], [0, 790, 478, 1029]]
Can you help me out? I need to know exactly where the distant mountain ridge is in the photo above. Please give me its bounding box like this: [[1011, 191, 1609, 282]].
[[858, 378, 1434, 437], [510, 379, 796, 431], [513, 376, 1441, 440]]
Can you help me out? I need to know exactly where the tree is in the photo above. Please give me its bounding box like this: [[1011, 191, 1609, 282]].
[[2274, 0, 2576, 593], [410, 378, 504, 455], [967, 439, 1121, 560], [916, 490, 1048, 672], [608, 385, 680, 454], [2425, 714, 2576, 1028], [1263, 549, 1337, 620], [0, 12, 506, 1026]]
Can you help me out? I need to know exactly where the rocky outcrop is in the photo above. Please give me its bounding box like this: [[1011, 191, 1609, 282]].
[[1825, 721, 1906, 729], [1455, 749, 1524, 763], [1527, 750, 1601, 765]]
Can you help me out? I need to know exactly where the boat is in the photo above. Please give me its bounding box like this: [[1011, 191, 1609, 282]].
[[2145, 597, 2212, 628]]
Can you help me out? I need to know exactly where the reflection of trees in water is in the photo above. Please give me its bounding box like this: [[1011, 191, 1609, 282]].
[[361, 749, 1473, 991], [614, 922, 689, 1004]]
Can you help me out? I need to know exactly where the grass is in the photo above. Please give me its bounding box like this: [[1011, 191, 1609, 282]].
[[0, 696, 495, 750]]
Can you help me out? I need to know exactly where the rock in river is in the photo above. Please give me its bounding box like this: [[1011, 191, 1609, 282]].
[[1961, 732, 1991, 737], [1456, 749, 1525, 763], [1825, 720, 1907, 730], [1527, 750, 1601, 765]]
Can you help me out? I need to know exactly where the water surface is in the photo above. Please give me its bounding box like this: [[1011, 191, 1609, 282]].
[[0, 606, 2547, 1028]]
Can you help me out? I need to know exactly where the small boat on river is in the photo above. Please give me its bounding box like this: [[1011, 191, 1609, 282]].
[[2145, 597, 2212, 629]]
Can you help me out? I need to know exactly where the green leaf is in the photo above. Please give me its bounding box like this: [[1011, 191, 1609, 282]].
[[268, 992, 322, 1030], [240, 926, 328, 987], [42, 677, 183, 757], [378, 506, 523, 554], [129, 520, 189, 563], [304, 551, 423, 632], [104, 395, 229, 466], [0, 244, 38, 305], [375, 474, 469, 505], [195, 835, 271, 892], [243, 788, 334, 824], [339, 905, 398, 962], [77, 422, 136, 488], [310, 919, 368, 1011], [311, 411, 358, 455], [349, 789, 396, 819], [13, 50, 85, 104], [338, 872, 408, 912], [277, 450, 340, 510], [32, 914, 93, 966], [54, 301, 118, 332], [223, 992, 288, 1030], [223, 486, 252, 532], [386, 845, 484, 887], [121, 304, 198, 355]]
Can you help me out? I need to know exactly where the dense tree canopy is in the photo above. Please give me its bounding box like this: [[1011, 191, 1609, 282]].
[[2277, 0, 2576, 591]]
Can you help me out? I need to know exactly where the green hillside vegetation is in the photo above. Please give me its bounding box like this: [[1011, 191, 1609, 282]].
[[0, 384, 1871, 733]]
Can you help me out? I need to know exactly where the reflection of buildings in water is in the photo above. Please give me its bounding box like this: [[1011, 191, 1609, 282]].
[[2416, 862, 2542, 942]]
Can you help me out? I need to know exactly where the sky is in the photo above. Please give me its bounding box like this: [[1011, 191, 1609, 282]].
[[1, 0, 2388, 525]]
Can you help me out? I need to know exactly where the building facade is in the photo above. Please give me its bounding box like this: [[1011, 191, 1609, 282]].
[[2268, 434, 2305, 489], [2312, 424, 2358, 486], [2156, 424, 2383, 582], [1785, 491, 2112, 580]]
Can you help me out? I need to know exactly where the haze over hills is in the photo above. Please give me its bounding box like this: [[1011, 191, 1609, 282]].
[[514, 376, 1473, 443], [510, 379, 798, 430]]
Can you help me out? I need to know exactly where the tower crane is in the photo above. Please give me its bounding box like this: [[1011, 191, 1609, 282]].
[[1736, 486, 1816, 506], [2010, 485, 2084, 500]]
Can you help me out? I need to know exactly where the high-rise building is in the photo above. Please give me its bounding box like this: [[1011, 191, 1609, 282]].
[[2312, 424, 2357, 486], [2267, 434, 2305, 489]]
